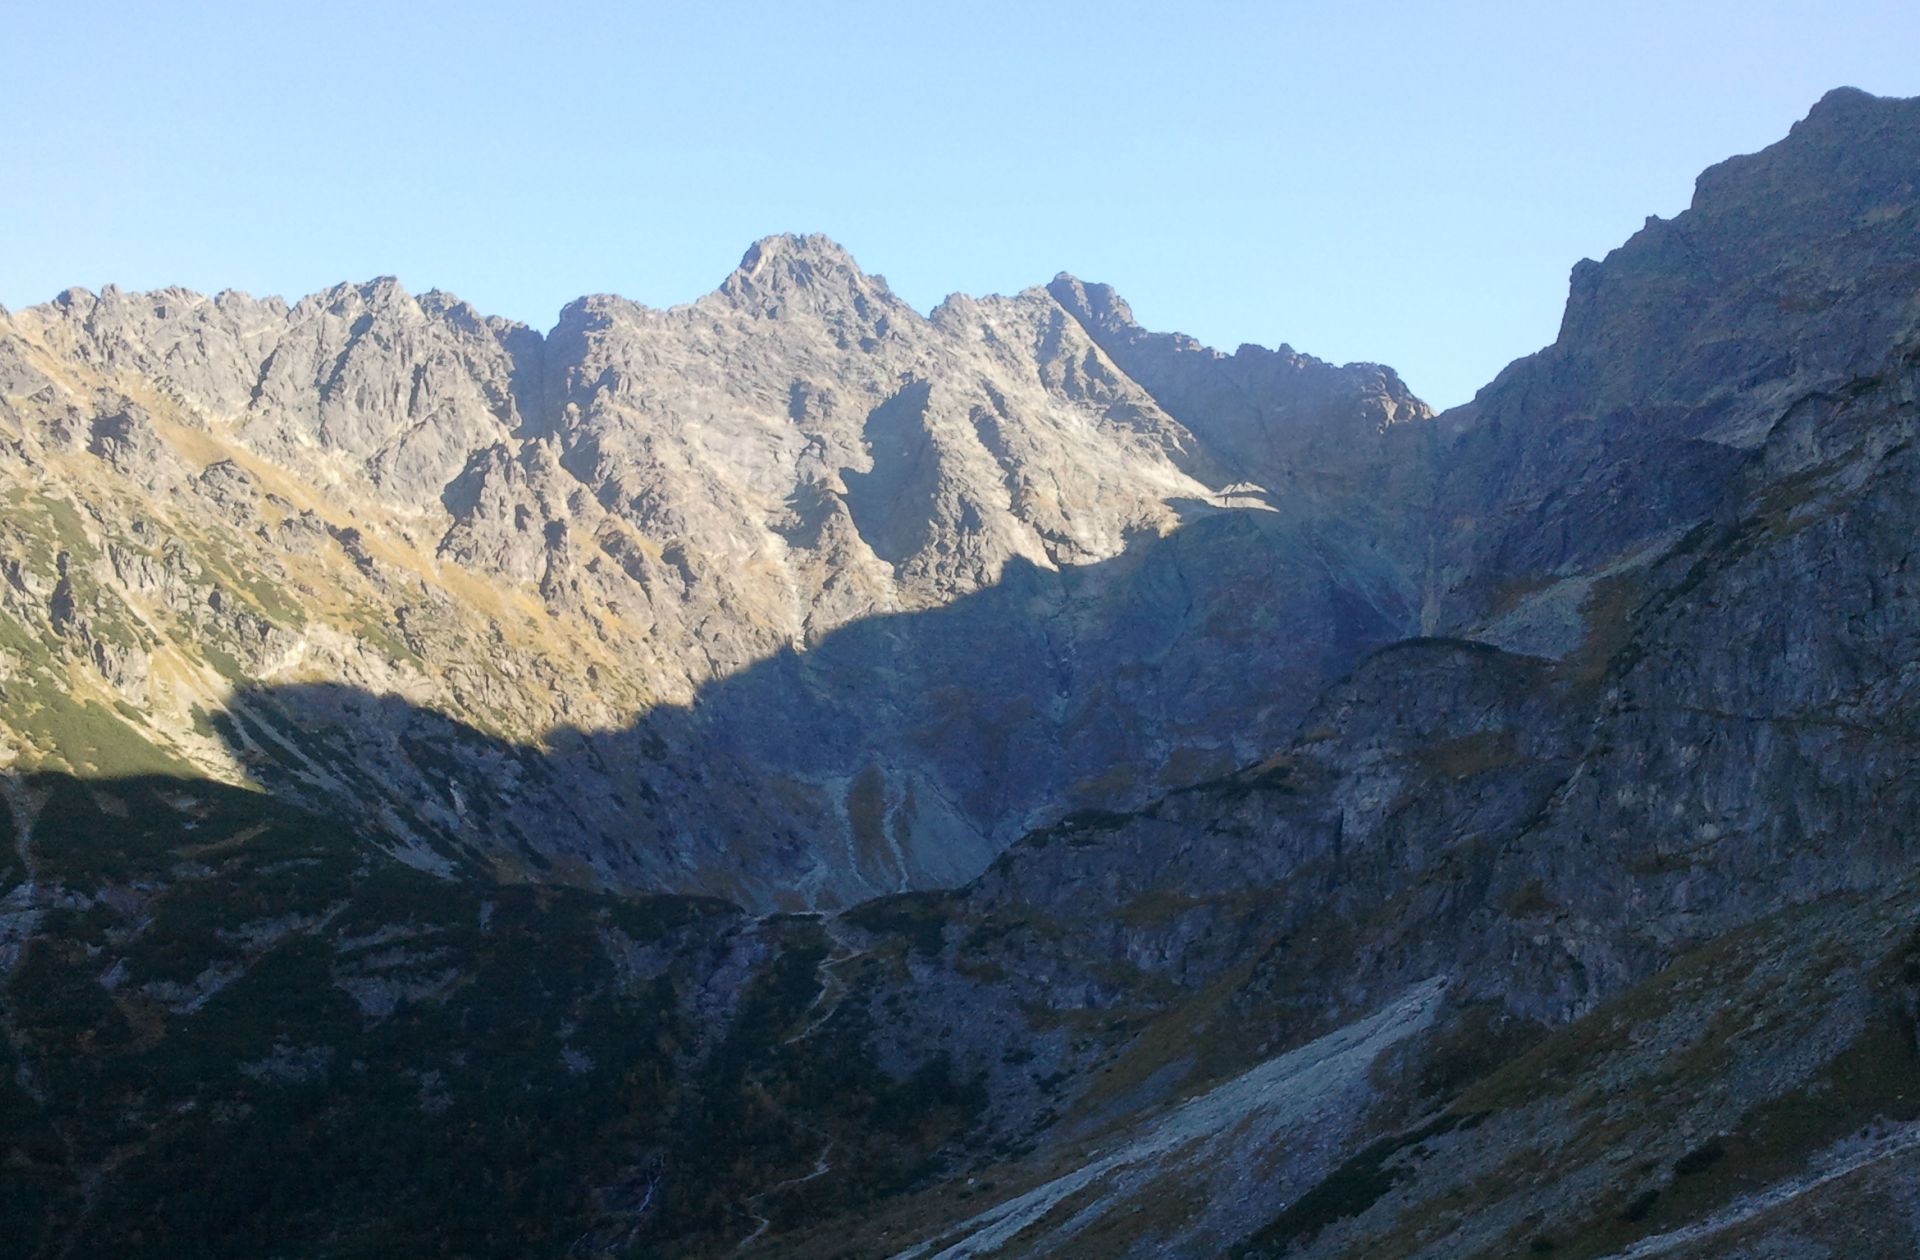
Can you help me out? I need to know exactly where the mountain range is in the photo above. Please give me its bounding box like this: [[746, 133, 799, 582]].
[[2, 85, 1918, 1257]]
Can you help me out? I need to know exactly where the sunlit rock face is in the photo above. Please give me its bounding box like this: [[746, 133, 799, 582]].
[[0, 231, 1428, 906]]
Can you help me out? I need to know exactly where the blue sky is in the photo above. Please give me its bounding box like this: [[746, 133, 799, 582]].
[[5, 1, 1917, 408]]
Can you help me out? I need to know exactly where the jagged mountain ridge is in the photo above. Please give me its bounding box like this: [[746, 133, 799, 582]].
[[0, 230, 1429, 905], [1, 85, 1919, 1259]]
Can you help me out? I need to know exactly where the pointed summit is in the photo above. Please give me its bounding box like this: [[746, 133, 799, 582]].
[[735, 232, 861, 275], [715, 233, 901, 320]]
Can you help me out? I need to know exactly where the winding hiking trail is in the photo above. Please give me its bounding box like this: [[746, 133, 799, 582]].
[[782, 912, 866, 1047], [733, 912, 864, 1251], [736, 1120, 837, 1252]]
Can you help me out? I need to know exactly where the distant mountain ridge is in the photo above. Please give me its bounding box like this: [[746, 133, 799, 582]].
[[1, 224, 1430, 905]]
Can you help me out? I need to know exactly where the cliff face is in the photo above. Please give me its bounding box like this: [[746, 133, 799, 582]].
[[3, 87, 1919, 1259], [1429, 86, 1920, 635]]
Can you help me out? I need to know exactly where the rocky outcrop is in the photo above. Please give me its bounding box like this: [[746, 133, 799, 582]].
[[1428, 86, 1920, 633]]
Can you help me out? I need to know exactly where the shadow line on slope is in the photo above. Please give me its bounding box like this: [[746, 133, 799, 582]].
[[204, 503, 1423, 909]]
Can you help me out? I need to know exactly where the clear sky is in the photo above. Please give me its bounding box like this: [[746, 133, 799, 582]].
[[5, 1, 1917, 408]]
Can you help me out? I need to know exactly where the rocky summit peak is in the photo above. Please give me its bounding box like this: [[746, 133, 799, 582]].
[[737, 231, 860, 271], [1801, 83, 1888, 124], [1046, 272, 1138, 332], [715, 232, 892, 316], [1547, 85, 1920, 406]]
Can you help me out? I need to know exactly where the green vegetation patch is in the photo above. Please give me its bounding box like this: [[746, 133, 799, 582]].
[[843, 891, 958, 957], [1232, 1110, 1490, 1257], [10, 686, 196, 780]]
